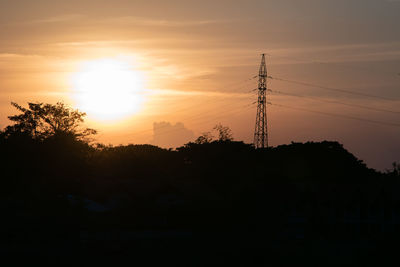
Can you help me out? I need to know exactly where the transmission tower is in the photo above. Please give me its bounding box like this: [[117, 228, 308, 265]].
[[253, 54, 268, 148]]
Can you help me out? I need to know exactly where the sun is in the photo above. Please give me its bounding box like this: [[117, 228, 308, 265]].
[[71, 58, 145, 121]]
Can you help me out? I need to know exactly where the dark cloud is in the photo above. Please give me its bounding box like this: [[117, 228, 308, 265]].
[[151, 121, 195, 148]]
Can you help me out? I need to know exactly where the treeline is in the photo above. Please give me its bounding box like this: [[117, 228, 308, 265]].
[[1, 102, 400, 265]]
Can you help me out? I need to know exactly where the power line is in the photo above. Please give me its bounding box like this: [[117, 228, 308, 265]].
[[112, 101, 256, 139], [267, 53, 400, 77], [111, 64, 398, 143], [267, 89, 400, 114], [147, 75, 256, 117], [269, 75, 395, 101], [268, 102, 400, 128], [125, 103, 256, 141], [117, 76, 256, 139], [141, 89, 252, 132]]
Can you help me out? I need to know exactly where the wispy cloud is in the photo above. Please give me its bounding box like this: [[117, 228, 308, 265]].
[[105, 16, 227, 27], [145, 88, 250, 98], [30, 14, 227, 27], [29, 14, 84, 24], [266, 42, 400, 65]]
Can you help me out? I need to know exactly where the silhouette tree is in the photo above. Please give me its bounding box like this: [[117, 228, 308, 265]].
[[3, 102, 96, 141], [390, 162, 400, 177], [191, 124, 233, 145], [213, 123, 233, 141], [194, 131, 214, 144]]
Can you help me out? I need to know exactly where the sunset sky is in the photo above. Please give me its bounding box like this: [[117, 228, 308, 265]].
[[0, 0, 399, 170]]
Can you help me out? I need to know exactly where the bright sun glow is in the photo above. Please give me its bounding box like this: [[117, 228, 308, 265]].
[[72, 58, 145, 121]]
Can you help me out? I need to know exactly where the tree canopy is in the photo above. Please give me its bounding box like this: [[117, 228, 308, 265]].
[[193, 124, 233, 144], [3, 102, 96, 141]]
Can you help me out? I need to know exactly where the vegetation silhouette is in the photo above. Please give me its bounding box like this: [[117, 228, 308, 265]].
[[5, 102, 96, 140], [1, 101, 399, 266]]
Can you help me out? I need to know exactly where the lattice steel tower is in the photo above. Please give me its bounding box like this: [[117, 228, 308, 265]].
[[253, 54, 268, 148]]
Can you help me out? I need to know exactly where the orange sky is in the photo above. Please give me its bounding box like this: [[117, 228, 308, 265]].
[[0, 0, 399, 170]]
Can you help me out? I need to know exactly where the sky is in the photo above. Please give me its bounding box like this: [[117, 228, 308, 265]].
[[0, 0, 399, 170]]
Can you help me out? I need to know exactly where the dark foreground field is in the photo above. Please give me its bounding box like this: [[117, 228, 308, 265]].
[[1, 135, 400, 266]]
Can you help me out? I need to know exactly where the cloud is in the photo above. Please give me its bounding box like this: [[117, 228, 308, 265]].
[[266, 42, 400, 65], [105, 16, 226, 27], [146, 88, 250, 98], [151, 121, 195, 148], [29, 14, 84, 24], [25, 14, 222, 28]]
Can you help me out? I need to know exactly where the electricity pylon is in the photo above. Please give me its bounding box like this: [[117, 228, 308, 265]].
[[253, 54, 268, 148]]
